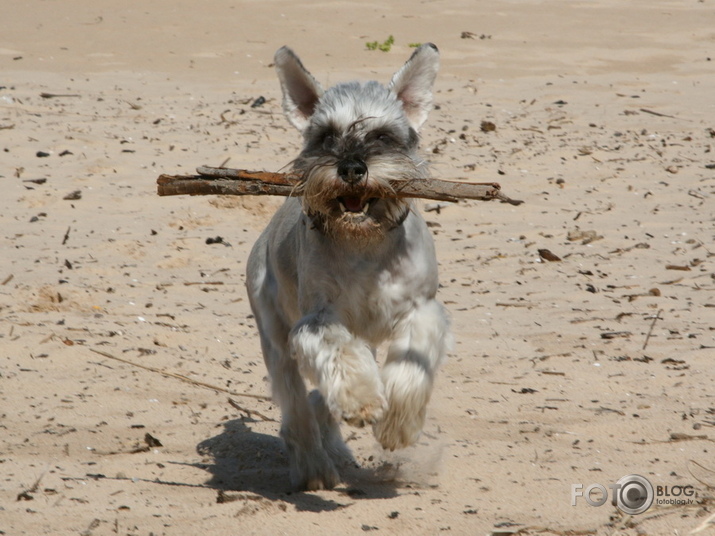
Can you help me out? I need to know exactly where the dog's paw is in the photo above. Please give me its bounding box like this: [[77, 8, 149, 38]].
[[340, 395, 387, 428], [373, 404, 425, 451], [300, 465, 341, 491], [326, 379, 386, 427], [373, 361, 431, 451], [320, 340, 387, 427], [290, 452, 341, 491]]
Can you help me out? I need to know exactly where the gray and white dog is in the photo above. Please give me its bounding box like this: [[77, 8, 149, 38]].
[[246, 43, 450, 490]]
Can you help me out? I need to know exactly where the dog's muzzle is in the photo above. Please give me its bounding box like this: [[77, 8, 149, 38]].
[[337, 158, 367, 186], [335, 158, 371, 214]]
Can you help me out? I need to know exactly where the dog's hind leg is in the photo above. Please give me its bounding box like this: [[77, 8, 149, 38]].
[[247, 262, 340, 490], [258, 325, 341, 490], [373, 299, 449, 451], [248, 239, 341, 490], [308, 389, 355, 467]]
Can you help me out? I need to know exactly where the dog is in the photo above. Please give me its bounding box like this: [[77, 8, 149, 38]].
[[246, 43, 450, 491]]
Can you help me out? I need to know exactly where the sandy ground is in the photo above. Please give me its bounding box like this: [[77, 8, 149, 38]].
[[2, 1, 714, 534]]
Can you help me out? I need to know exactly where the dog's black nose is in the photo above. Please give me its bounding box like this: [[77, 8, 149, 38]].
[[337, 159, 368, 185]]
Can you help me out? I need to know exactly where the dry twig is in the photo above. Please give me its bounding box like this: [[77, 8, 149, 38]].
[[691, 511, 715, 535], [89, 348, 270, 401], [16, 466, 49, 501], [227, 397, 277, 422], [156, 166, 524, 205], [642, 309, 663, 350], [688, 459, 715, 489]]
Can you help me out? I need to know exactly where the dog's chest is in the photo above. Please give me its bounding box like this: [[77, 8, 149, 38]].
[[330, 252, 431, 344], [286, 208, 439, 345]]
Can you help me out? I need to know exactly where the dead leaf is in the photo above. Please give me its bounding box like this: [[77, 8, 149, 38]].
[[538, 249, 561, 262]]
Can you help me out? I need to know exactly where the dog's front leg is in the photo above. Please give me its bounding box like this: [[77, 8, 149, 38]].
[[290, 310, 387, 427], [374, 299, 449, 451]]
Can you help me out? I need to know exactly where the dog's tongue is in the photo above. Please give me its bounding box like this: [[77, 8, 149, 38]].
[[342, 196, 365, 213]]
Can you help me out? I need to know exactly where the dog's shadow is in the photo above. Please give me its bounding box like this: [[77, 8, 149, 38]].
[[193, 417, 402, 512]]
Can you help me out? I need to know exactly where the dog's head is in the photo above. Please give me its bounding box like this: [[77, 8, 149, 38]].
[[274, 44, 440, 244]]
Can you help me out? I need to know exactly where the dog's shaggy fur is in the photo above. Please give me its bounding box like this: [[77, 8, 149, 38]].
[[246, 44, 450, 490]]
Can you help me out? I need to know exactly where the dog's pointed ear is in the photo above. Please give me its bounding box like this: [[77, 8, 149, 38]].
[[274, 46, 324, 131], [389, 43, 440, 131]]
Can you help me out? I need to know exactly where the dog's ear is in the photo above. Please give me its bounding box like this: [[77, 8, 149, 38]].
[[388, 43, 440, 131], [274, 46, 324, 131]]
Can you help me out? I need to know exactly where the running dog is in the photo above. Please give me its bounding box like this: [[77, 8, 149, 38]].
[[246, 43, 450, 490]]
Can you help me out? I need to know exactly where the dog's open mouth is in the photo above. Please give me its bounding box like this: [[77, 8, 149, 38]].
[[337, 196, 373, 215]]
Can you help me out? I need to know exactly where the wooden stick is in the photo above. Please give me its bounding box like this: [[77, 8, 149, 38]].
[[156, 166, 523, 205], [642, 309, 663, 351], [89, 348, 271, 401]]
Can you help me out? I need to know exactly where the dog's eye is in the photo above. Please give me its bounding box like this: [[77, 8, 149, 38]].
[[369, 130, 398, 147], [320, 130, 338, 150]]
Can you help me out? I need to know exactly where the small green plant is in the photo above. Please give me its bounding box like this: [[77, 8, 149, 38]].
[[408, 42, 422, 48], [366, 35, 395, 52]]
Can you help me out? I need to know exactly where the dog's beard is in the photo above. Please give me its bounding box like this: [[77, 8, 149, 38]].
[[294, 153, 424, 245]]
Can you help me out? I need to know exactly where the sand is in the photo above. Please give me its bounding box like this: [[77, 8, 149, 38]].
[[2, 1, 714, 534]]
